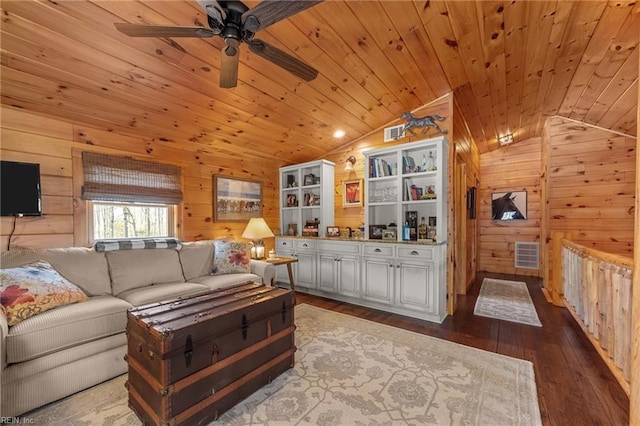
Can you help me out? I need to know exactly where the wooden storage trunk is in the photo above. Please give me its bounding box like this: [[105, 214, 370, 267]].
[[125, 282, 295, 425]]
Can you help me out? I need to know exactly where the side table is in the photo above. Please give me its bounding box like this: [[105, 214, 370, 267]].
[[266, 256, 298, 293]]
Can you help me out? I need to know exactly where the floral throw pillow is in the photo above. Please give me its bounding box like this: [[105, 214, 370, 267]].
[[212, 241, 252, 275], [0, 261, 89, 326]]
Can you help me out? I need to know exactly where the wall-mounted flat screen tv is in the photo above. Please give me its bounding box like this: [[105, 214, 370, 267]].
[[1, 160, 42, 216], [491, 191, 527, 221]]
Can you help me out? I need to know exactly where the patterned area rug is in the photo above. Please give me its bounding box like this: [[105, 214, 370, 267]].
[[26, 304, 541, 425], [474, 278, 542, 327]]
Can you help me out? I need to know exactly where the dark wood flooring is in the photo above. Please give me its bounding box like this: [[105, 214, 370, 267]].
[[294, 272, 630, 426]]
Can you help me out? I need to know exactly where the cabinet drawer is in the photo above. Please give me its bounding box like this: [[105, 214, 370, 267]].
[[362, 244, 394, 257], [295, 240, 316, 251], [318, 241, 360, 255], [397, 246, 434, 260], [276, 239, 295, 250]]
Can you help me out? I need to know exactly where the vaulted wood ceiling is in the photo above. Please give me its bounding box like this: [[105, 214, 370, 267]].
[[1, 1, 638, 163]]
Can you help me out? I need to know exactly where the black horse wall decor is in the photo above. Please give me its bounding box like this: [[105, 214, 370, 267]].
[[401, 112, 448, 136], [491, 191, 527, 220]]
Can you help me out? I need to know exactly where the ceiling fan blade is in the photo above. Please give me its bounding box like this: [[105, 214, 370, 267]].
[[196, 0, 226, 23], [242, 1, 323, 32], [114, 23, 215, 38], [220, 46, 240, 88], [248, 39, 318, 82]]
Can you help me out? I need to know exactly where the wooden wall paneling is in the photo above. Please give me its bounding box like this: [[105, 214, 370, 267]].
[[452, 96, 480, 292], [478, 137, 542, 276], [629, 45, 639, 426], [453, 85, 489, 152], [544, 116, 636, 293]]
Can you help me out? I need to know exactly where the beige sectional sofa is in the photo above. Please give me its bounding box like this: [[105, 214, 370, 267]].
[[0, 240, 276, 417]]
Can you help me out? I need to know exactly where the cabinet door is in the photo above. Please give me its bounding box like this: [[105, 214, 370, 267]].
[[338, 255, 360, 297], [361, 257, 394, 304], [317, 252, 337, 292], [396, 261, 435, 313], [295, 251, 317, 289]]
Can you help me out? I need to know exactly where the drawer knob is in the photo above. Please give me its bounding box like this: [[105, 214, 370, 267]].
[[374, 248, 381, 253], [410, 250, 419, 256], [303, 243, 308, 247]]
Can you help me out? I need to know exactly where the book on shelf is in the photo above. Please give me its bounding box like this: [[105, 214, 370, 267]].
[[369, 157, 393, 178]]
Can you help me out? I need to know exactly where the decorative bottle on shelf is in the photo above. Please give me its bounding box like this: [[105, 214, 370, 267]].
[[418, 217, 427, 240], [402, 222, 411, 241]]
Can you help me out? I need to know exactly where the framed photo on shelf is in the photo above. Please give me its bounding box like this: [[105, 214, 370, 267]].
[[303, 174, 315, 186], [382, 229, 397, 241], [343, 179, 363, 207], [326, 226, 340, 237], [369, 224, 386, 240], [286, 194, 297, 207], [213, 175, 262, 222]]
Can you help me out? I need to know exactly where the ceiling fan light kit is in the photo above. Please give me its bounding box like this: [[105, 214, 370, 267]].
[[115, 0, 322, 88]]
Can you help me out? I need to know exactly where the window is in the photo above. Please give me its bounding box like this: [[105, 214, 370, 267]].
[[82, 152, 182, 242], [90, 202, 173, 240]]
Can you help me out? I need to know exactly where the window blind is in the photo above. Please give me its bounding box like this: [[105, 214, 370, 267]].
[[82, 152, 183, 204]]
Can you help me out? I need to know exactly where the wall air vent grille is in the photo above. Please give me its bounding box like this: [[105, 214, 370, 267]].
[[383, 124, 405, 142], [515, 242, 539, 269]]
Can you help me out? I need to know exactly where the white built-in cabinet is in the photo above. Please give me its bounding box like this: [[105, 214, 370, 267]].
[[364, 136, 448, 243], [279, 160, 334, 237], [275, 237, 447, 323], [275, 137, 447, 323]]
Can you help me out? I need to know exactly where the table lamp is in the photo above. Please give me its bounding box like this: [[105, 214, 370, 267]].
[[242, 218, 275, 259]]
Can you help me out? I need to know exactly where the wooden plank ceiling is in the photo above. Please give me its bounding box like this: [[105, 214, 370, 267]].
[[1, 1, 638, 161]]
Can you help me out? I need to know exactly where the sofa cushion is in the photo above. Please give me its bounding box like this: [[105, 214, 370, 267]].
[[188, 273, 261, 292], [116, 282, 211, 306], [5, 295, 131, 364], [179, 240, 215, 280], [0, 261, 89, 326], [0, 247, 111, 296], [213, 241, 252, 275], [107, 249, 185, 295]]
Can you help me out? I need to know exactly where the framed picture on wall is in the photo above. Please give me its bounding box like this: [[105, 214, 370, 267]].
[[344, 179, 363, 207], [491, 191, 527, 220], [213, 175, 262, 222]]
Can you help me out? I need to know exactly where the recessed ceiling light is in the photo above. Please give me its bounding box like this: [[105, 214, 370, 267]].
[[498, 134, 514, 146], [333, 129, 346, 139]]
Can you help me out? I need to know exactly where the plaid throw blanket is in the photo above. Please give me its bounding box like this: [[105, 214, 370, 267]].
[[94, 238, 182, 252]]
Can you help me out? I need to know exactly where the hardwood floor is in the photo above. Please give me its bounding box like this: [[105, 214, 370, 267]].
[[294, 272, 630, 426]]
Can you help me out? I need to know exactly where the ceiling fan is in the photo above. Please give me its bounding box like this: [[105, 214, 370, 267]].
[[115, 0, 322, 88]]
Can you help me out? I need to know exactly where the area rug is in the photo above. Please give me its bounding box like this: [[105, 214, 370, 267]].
[[26, 303, 542, 425], [474, 278, 542, 327]]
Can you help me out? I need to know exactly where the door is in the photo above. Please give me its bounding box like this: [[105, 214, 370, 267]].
[[295, 251, 317, 289], [337, 255, 360, 297], [396, 260, 435, 314], [361, 257, 394, 304], [317, 252, 338, 292]]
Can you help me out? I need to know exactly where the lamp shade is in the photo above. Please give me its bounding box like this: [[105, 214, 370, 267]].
[[242, 218, 275, 240]]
